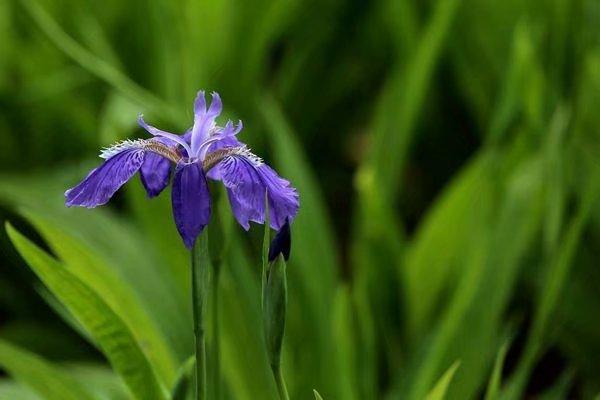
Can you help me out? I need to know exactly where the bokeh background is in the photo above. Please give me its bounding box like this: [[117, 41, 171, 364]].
[[1, 0, 599, 399]]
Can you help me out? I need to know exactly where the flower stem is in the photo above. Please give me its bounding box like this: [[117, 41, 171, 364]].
[[272, 363, 290, 400], [191, 235, 211, 400], [211, 263, 221, 400]]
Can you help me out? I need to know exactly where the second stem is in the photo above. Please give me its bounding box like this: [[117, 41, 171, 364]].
[[192, 234, 211, 400]]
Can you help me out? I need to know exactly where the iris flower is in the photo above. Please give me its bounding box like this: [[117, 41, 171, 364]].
[[65, 91, 299, 248]]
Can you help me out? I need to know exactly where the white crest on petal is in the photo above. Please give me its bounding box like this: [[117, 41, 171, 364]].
[[202, 145, 263, 172], [233, 145, 263, 166], [99, 139, 150, 159]]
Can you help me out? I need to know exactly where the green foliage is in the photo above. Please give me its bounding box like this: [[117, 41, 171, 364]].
[[0, 339, 95, 400], [425, 362, 461, 400], [6, 223, 169, 400], [1, 0, 599, 399]]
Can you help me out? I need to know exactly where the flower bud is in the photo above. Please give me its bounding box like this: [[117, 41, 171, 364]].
[[263, 222, 290, 368], [268, 220, 291, 262]]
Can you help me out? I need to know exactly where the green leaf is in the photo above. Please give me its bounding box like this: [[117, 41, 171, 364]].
[[259, 94, 339, 303], [22, 210, 178, 387], [0, 379, 41, 400], [425, 361, 460, 400], [6, 223, 168, 400], [220, 241, 275, 399], [171, 357, 195, 400], [313, 389, 324, 400], [363, 0, 463, 201], [259, 95, 339, 396], [405, 153, 545, 400], [501, 168, 600, 400], [0, 339, 95, 400], [404, 153, 492, 339], [19, 0, 183, 124], [331, 286, 359, 400], [484, 342, 509, 400], [537, 367, 575, 400], [0, 166, 192, 363]]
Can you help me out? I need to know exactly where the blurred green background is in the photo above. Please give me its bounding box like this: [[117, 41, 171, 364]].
[[0, 0, 599, 399]]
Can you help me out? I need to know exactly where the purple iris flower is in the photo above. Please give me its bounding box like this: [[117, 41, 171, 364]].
[[65, 91, 299, 248]]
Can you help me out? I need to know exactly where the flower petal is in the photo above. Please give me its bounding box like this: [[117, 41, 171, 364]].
[[65, 149, 145, 208], [259, 164, 300, 229], [171, 162, 212, 248], [190, 91, 222, 157], [139, 152, 171, 198], [138, 115, 192, 155], [210, 156, 298, 230]]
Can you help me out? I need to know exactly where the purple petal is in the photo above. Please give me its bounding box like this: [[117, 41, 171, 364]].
[[210, 156, 299, 230], [171, 162, 212, 248], [138, 137, 175, 198], [138, 115, 192, 155], [139, 152, 171, 198], [65, 149, 145, 208], [190, 91, 222, 156], [259, 164, 299, 229]]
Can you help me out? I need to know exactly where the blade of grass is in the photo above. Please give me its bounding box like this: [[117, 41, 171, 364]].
[[425, 361, 461, 400], [484, 341, 510, 400]]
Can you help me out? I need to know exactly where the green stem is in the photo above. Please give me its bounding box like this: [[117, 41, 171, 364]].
[[211, 263, 221, 400], [191, 236, 210, 400], [272, 364, 290, 400]]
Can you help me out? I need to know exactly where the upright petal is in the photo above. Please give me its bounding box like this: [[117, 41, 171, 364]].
[[209, 155, 298, 230], [190, 91, 222, 157], [138, 115, 192, 156], [65, 149, 145, 208], [171, 162, 212, 248], [219, 120, 243, 138]]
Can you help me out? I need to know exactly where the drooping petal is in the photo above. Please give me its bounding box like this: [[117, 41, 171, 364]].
[[209, 154, 298, 230], [65, 149, 145, 208], [190, 91, 222, 157], [171, 162, 212, 248], [138, 115, 192, 156], [137, 137, 174, 197], [259, 164, 300, 229], [139, 152, 171, 198]]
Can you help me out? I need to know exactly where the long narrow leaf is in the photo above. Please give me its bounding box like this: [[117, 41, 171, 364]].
[[6, 223, 168, 400]]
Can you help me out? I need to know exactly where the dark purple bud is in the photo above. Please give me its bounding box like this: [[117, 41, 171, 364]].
[[268, 219, 290, 262]]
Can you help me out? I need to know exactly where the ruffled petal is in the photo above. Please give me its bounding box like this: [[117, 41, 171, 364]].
[[210, 155, 298, 230], [65, 149, 145, 208], [259, 164, 300, 229], [171, 162, 212, 248], [190, 91, 222, 156]]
